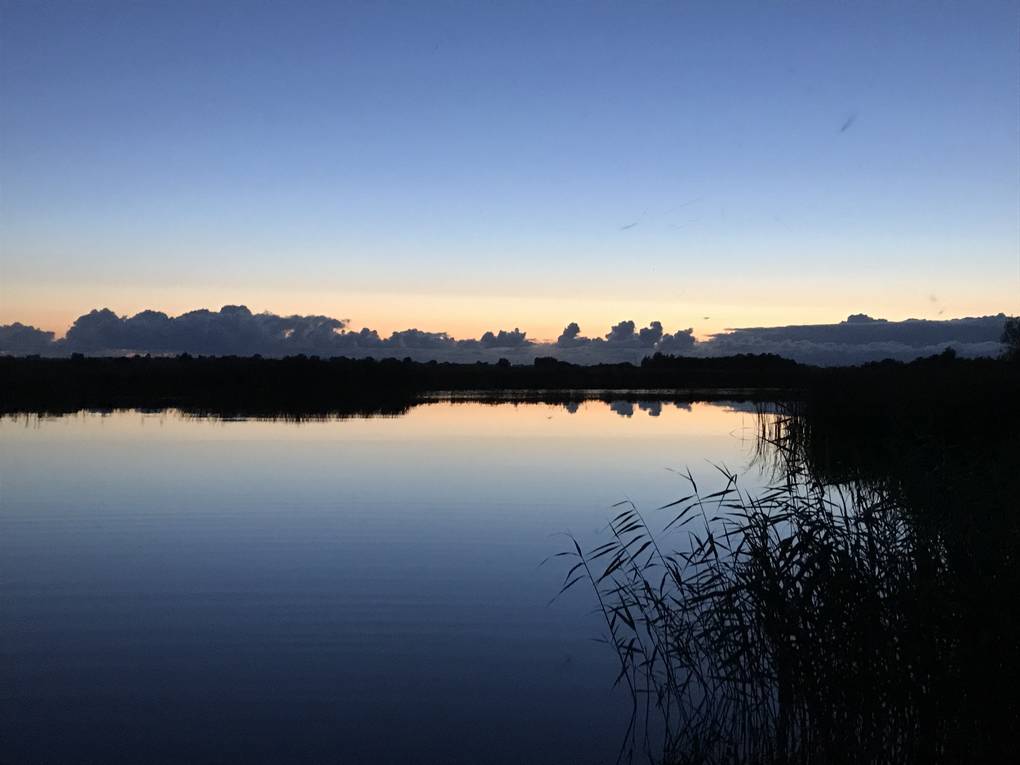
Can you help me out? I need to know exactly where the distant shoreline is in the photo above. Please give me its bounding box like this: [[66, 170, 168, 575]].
[[2, 351, 1015, 420]]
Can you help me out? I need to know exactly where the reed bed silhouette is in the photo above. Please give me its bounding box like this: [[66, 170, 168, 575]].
[[558, 407, 1017, 764]]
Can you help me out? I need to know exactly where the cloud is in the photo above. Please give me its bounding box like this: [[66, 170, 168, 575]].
[[478, 328, 528, 349], [61, 305, 349, 356], [0, 305, 542, 362], [638, 321, 664, 347], [555, 322, 586, 348], [689, 314, 1007, 365], [0, 322, 55, 354], [657, 328, 696, 354], [845, 313, 886, 324], [606, 320, 636, 343], [0, 307, 1010, 366], [382, 328, 457, 351]]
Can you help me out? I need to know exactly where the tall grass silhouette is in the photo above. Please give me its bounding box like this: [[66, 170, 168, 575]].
[[558, 406, 1017, 764]]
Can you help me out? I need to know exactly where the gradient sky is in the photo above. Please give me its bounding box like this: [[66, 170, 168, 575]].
[[1, 0, 1017, 340]]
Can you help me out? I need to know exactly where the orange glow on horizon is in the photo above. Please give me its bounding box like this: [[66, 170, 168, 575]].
[[0, 400, 762, 443]]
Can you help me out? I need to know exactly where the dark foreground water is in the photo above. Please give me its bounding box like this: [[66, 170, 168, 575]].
[[0, 400, 766, 764]]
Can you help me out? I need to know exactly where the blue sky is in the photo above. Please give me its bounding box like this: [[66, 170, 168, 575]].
[[1, 0, 1017, 339]]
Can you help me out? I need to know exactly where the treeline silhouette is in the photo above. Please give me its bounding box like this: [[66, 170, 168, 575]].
[[1, 352, 803, 416], [2, 350, 1017, 417]]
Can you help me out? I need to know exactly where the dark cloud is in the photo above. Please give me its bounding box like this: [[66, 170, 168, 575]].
[[0, 307, 1010, 366], [609, 400, 634, 418], [606, 320, 636, 344], [479, 328, 528, 349], [61, 305, 349, 356], [0, 322, 55, 354], [638, 321, 664, 347], [382, 328, 457, 351], [845, 313, 886, 324], [555, 322, 587, 348], [690, 314, 1007, 365], [597, 320, 671, 350], [657, 328, 696, 354]]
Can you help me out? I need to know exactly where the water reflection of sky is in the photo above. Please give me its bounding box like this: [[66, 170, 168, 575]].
[[0, 401, 769, 764]]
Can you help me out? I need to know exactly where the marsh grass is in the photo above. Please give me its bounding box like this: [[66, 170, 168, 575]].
[[558, 409, 1011, 764]]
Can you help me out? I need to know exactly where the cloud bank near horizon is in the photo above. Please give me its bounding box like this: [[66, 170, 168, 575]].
[[0, 306, 1009, 366]]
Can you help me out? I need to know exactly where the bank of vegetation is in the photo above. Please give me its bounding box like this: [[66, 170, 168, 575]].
[[557, 359, 1018, 763], [1, 348, 1016, 417]]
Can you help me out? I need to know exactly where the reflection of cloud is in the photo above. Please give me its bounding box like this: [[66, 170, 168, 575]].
[[609, 401, 634, 418], [0, 308, 1010, 366], [638, 401, 662, 417], [722, 401, 782, 415]]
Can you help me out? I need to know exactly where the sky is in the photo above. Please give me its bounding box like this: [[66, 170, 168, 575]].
[[1, 0, 1017, 341]]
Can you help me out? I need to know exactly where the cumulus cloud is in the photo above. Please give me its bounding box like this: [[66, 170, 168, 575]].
[[657, 328, 696, 354], [383, 328, 457, 351], [606, 320, 636, 344], [479, 328, 528, 348], [845, 313, 886, 324], [638, 321, 664, 347], [61, 305, 349, 356], [555, 322, 586, 348], [0, 307, 1010, 366], [0, 322, 56, 354]]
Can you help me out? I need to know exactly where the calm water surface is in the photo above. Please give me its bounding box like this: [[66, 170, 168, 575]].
[[1, 400, 767, 764]]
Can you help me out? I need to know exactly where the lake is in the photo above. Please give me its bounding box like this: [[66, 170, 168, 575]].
[[0, 399, 770, 765]]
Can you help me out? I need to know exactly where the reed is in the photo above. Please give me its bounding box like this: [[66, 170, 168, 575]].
[[558, 408, 1017, 763]]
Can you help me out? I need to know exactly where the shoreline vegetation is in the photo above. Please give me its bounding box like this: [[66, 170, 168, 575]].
[[2, 349, 1017, 418], [559, 387, 1019, 763]]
